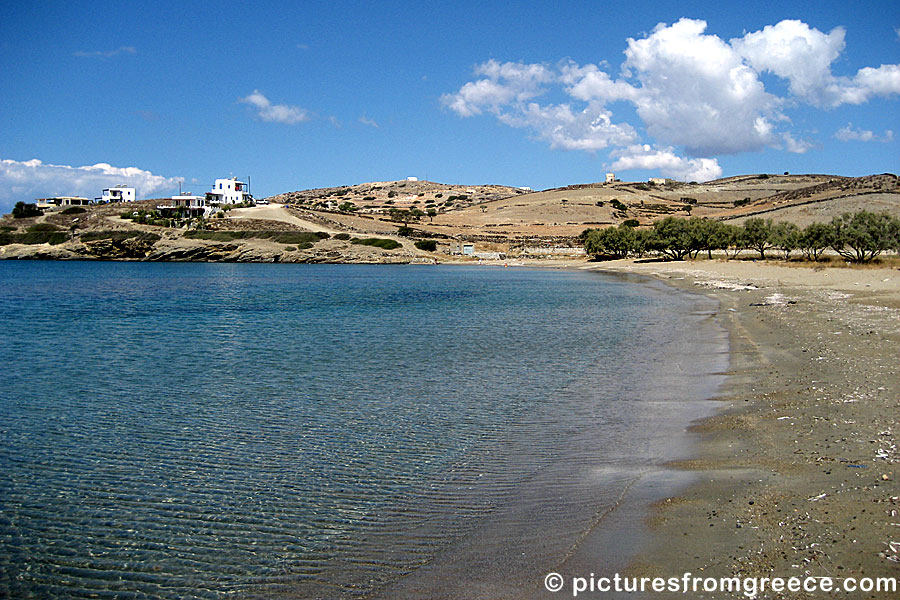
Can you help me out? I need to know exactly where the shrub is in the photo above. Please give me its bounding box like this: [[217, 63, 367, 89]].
[[27, 223, 61, 232], [0, 231, 68, 245], [333, 233, 351, 240], [80, 230, 161, 243], [733, 197, 752, 207], [397, 225, 414, 236], [414, 239, 437, 251], [183, 230, 327, 245], [338, 202, 357, 212], [435, 193, 443, 198], [351, 237, 401, 250], [610, 199, 627, 212], [622, 219, 640, 228], [11, 201, 43, 218], [60, 206, 87, 215], [387, 190, 397, 198]]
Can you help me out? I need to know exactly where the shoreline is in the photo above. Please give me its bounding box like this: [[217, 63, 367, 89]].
[[2, 258, 896, 597], [587, 259, 899, 598]]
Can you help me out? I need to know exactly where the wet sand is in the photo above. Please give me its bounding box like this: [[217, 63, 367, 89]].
[[591, 259, 900, 599]]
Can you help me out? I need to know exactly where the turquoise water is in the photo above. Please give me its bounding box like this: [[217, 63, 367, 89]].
[[0, 262, 727, 598]]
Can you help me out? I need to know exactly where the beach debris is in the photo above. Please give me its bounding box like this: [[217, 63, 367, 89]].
[[750, 292, 798, 306], [807, 493, 827, 501], [694, 279, 757, 291]]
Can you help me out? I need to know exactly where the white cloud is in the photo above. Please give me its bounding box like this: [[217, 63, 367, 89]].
[[499, 101, 637, 151], [440, 59, 554, 117], [733, 21, 900, 106], [621, 18, 780, 155], [0, 158, 182, 212], [830, 64, 900, 105], [358, 114, 379, 128], [732, 20, 845, 104], [239, 90, 309, 125], [834, 124, 894, 142], [443, 18, 899, 176], [783, 132, 814, 153], [74, 46, 136, 58], [610, 145, 722, 182]]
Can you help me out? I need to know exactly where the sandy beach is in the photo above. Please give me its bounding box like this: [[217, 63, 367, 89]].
[[585, 259, 900, 598]]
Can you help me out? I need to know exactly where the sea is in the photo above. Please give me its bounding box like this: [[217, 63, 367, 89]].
[[0, 261, 728, 599]]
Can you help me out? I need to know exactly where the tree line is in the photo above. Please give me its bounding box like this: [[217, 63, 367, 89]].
[[580, 211, 900, 263]]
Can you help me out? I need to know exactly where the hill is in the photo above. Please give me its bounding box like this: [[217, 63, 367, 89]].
[[2, 173, 898, 261]]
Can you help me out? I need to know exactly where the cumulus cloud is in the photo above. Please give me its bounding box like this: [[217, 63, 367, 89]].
[[732, 21, 900, 106], [239, 90, 309, 124], [610, 145, 722, 182], [621, 18, 780, 156], [74, 46, 136, 58], [440, 59, 554, 117], [499, 101, 638, 150], [442, 18, 899, 181], [0, 158, 182, 213], [834, 124, 894, 142]]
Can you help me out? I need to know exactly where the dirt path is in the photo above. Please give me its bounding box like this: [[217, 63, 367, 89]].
[[226, 204, 339, 234]]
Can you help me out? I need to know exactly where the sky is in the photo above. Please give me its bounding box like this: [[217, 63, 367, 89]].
[[0, 0, 898, 213]]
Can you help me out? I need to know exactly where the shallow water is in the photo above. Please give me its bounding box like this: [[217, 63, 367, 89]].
[[0, 262, 727, 598]]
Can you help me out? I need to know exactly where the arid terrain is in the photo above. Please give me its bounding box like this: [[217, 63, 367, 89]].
[[3, 172, 896, 262]]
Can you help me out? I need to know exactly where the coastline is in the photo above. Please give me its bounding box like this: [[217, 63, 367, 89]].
[[2, 256, 897, 598], [587, 259, 900, 598]]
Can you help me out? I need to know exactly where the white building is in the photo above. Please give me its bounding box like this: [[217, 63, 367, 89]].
[[606, 173, 616, 183], [157, 194, 207, 217], [406, 176, 418, 182], [100, 185, 136, 203], [206, 177, 251, 206], [649, 177, 668, 185]]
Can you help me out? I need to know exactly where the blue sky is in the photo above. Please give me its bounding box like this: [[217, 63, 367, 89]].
[[0, 0, 898, 212]]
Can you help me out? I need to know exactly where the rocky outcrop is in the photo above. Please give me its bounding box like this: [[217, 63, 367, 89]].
[[75, 237, 159, 259]]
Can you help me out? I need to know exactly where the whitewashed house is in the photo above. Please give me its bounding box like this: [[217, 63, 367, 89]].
[[606, 173, 616, 183], [205, 178, 251, 206], [100, 185, 136, 203]]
